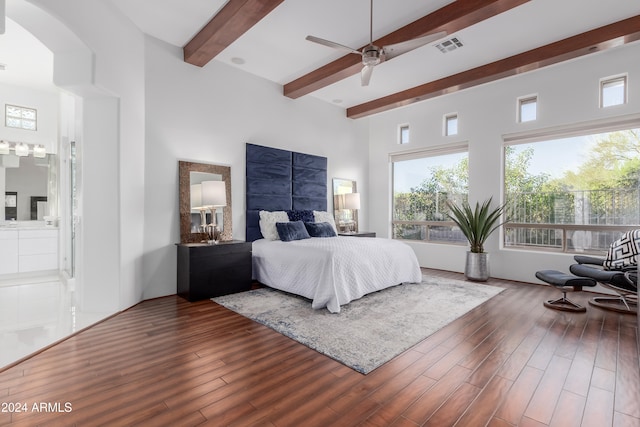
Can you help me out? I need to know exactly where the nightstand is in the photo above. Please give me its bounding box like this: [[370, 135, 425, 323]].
[[338, 231, 376, 238], [177, 240, 252, 301]]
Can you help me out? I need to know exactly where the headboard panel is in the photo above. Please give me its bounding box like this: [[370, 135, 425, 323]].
[[246, 143, 327, 242], [292, 152, 327, 210]]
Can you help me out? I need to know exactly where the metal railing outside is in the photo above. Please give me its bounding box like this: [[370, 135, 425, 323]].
[[392, 220, 467, 244], [503, 224, 633, 253], [392, 188, 639, 253], [506, 188, 639, 226]]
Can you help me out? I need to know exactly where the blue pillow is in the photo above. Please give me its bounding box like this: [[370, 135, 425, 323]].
[[276, 221, 311, 242], [304, 221, 337, 238], [286, 209, 315, 223]]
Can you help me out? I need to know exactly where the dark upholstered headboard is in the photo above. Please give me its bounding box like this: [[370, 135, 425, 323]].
[[246, 143, 327, 242]]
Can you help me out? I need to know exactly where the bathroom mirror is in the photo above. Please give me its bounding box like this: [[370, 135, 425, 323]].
[[179, 161, 232, 244], [2, 153, 57, 222], [332, 178, 358, 233]]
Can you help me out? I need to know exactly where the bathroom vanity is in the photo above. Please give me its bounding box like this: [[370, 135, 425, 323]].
[[0, 224, 58, 275]]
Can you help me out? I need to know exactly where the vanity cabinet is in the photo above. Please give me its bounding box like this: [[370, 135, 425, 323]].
[[0, 228, 58, 275], [177, 240, 252, 301], [19, 229, 58, 272], [0, 230, 19, 275]]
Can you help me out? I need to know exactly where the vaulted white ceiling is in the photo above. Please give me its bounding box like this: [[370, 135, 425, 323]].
[[108, 0, 640, 112], [0, 17, 54, 92], [1, 0, 639, 114]]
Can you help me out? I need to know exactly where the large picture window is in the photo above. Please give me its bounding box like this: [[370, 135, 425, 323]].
[[392, 146, 468, 243], [504, 127, 640, 253]]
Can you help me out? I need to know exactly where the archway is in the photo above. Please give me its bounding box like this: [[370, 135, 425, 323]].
[[0, 0, 119, 368]]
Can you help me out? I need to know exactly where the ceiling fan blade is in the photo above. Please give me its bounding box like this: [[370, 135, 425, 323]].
[[382, 31, 447, 60], [361, 65, 374, 86], [306, 35, 361, 55]]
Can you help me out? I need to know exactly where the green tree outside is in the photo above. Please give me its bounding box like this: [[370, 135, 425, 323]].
[[393, 129, 640, 242]]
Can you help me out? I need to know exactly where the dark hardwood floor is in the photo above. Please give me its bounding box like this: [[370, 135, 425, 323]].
[[0, 269, 638, 426]]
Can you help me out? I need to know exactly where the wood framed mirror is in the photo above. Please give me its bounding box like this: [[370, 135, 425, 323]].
[[179, 161, 232, 244]]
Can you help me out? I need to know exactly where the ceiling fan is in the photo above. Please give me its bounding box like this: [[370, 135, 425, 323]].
[[306, 0, 446, 86]]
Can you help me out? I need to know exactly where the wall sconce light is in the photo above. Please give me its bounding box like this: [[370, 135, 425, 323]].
[[33, 145, 46, 158], [0, 141, 49, 157], [201, 180, 227, 244], [14, 142, 29, 157]]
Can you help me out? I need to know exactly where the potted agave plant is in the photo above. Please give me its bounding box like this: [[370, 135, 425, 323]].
[[446, 197, 508, 281]]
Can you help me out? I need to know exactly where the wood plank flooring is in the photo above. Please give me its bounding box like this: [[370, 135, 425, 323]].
[[0, 269, 638, 426]]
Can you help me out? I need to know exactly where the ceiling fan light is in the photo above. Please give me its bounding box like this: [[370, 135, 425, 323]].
[[362, 46, 381, 66], [361, 65, 374, 86]]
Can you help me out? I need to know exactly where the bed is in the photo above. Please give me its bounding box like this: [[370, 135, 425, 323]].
[[246, 143, 422, 313]]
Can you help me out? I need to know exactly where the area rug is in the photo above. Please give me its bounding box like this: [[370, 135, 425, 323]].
[[212, 276, 504, 374]]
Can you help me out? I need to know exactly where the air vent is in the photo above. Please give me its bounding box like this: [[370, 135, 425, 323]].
[[435, 37, 463, 53]]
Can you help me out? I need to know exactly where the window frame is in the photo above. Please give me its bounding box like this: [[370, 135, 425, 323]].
[[502, 118, 640, 254], [398, 124, 410, 145], [5, 104, 38, 131], [444, 113, 458, 136], [517, 95, 537, 123], [600, 74, 627, 108], [390, 143, 469, 244]]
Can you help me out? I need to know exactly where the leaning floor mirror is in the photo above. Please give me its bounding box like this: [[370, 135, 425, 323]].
[[332, 178, 359, 234], [178, 161, 232, 244]]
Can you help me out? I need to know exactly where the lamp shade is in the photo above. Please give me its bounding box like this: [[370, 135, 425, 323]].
[[0, 140, 9, 155], [201, 181, 227, 207], [344, 192, 361, 210]]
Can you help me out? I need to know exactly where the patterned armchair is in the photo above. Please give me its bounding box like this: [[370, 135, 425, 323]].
[[570, 229, 638, 314]]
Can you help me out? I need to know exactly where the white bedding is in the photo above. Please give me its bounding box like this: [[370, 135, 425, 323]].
[[252, 236, 422, 313]]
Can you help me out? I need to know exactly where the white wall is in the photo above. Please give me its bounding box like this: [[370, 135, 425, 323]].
[[141, 36, 369, 299], [9, 0, 369, 310], [19, 0, 637, 310], [19, 0, 146, 312], [0, 81, 58, 222], [369, 42, 640, 284], [0, 82, 59, 153]]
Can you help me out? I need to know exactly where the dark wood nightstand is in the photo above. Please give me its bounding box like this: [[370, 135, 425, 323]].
[[177, 240, 252, 301], [338, 231, 376, 238]]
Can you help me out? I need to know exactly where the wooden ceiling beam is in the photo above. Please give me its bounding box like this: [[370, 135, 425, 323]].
[[346, 15, 640, 119], [283, 0, 531, 99], [183, 0, 284, 67]]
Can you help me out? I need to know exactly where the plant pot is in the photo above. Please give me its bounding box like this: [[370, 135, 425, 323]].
[[465, 251, 490, 282]]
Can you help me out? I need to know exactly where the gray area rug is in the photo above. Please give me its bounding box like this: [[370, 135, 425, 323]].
[[212, 276, 504, 374]]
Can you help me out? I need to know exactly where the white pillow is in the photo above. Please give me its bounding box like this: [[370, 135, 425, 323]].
[[313, 210, 338, 234], [259, 210, 289, 240]]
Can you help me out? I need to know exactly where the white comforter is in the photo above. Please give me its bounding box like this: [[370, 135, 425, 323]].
[[252, 236, 422, 313]]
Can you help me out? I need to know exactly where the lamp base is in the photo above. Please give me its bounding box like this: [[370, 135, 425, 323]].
[[206, 224, 221, 244]]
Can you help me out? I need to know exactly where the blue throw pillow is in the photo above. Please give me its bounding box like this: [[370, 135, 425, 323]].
[[286, 209, 315, 223], [304, 221, 337, 238], [276, 221, 311, 242]]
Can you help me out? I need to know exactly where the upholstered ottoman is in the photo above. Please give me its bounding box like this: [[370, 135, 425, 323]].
[[535, 270, 597, 312]]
